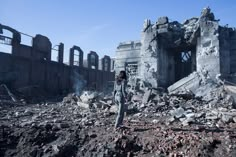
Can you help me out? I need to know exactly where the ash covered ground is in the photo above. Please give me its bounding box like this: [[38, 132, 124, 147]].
[[1, 85, 236, 157]]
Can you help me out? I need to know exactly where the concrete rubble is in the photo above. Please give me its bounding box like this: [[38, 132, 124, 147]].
[[1, 81, 236, 157]]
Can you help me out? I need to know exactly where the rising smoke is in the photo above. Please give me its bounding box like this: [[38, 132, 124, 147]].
[[72, 71, 87, 95]]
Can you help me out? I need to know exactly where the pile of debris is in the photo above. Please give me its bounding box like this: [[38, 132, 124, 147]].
[[1, 82, 236, 156]]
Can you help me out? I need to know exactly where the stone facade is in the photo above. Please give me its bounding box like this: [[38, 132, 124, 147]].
[[114, 41, 141, 89]]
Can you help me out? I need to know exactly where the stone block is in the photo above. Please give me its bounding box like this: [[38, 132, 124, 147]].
[[157, 16, 169, 25], [77, 102, 90, 109], [142, 89, 152, 104]]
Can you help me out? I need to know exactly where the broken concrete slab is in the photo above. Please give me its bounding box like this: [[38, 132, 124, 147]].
[[168, 72, 201, 94], [142, 89, 152, 104]]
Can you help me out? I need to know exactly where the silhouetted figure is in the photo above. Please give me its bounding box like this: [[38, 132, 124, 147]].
[[113, 71, 127, 128]]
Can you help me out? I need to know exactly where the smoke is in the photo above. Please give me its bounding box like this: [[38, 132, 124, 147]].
[[72, 71, 87, 95]]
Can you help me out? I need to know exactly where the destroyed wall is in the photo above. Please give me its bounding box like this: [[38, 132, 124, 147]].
[[196, 20, 220, 80], [168, 8, 236, 93], [140, 17, 196, 88], [114, 7, 236, 93], [0, 24, 115, 94], [140, 19, 159, 88]]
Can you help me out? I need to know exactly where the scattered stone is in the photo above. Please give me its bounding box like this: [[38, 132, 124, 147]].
[[184, 113, 195, 119], [233, 117, 236, 123], [77, 102, 90, 109], [168, 116, 175, 123], [170, 107, 185, 119], [221, 114, 233, 123], [59, 123, 70, 128], [109, 105, 118, 113], [152, 119, 159, 123], [80, 91, 98, 103], [132, 95, 143, 102]]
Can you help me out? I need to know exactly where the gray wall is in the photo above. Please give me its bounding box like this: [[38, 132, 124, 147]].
[[229, 30, 236, 74], [196, 21, 220, 80], [0, 52, 114, 94]]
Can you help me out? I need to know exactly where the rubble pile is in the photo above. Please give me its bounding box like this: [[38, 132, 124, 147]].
[[1, 85, 236, 156], [127, 85, 236, 127]]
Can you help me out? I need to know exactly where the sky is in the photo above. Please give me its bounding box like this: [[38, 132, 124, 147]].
[[0, 0, 236, 62]]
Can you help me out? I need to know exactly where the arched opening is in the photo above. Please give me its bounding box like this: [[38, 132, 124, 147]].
[[91, 55, 96, 69], [74, 49, 81, 66], [51, 44, 61, 62], [104, 59, 109, 71], [69, 46, 84, 67], [0, 29, 13, 54]]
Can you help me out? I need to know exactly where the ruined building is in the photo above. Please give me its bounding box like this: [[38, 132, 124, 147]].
[[0, 24, 114, 94], [115, 7, 236, 93]]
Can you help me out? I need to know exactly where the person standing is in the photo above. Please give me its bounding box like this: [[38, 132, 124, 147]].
[[113, 71, 127, 128]]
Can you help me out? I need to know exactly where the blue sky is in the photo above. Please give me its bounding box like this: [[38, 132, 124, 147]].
[[0, 0, 236, 62]]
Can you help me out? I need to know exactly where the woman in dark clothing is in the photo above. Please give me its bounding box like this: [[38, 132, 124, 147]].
[[113, 71, 127, 128]]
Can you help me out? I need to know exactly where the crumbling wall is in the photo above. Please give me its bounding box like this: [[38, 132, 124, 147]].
[[140, 19, 159, 87], [137, 7, 236, 93], [196, 20, 220, 80]]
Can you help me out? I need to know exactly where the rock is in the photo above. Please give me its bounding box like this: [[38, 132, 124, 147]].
[[52, 145, 60, 153], [92, 102, 103, 109], [168, 116, 175, 123], [52, 125, 60, 131], [221, 114, 233, 123], [80, 91, 98, 103], [142, 89, 152, 104], [15, 112, 20, 117], [131, 95, 142, 102], [140, 103, 146, 109], [182, 117, 195, 126], [88, 133, 97, 138], [205, 115, 218, 120], [133, 113, 142, 117], [184, 113, 195, 118], [106, 100, 113, 105], [170, 107, 185, 119], [218, 107, 228, 112], [195, 112, 205, 118], [233, 117, 236, 123], [152, 95, 161, 102], [225, 95, 234, 105], [77, 102, 90, 109], [58, 123, 70, 129], [152, 119, 159, 124], [109, 105, 118, 113]]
